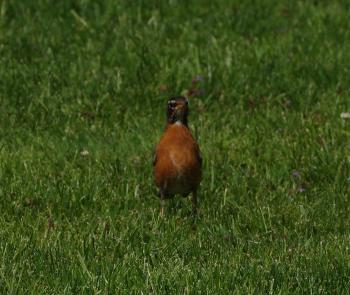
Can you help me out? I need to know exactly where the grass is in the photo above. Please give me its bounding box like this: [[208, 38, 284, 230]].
[[1, 0, 350, 293]]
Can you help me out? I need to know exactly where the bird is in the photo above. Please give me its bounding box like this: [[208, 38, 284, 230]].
[[153, 96, 202, 215]]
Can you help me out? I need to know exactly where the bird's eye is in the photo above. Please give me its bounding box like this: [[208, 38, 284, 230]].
[[168, 100, 176, 107]]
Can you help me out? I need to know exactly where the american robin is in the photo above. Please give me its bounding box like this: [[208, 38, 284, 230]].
[[153, 96, 202, 214]]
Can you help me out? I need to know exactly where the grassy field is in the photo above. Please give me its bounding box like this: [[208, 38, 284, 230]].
[[1, 0, 350, 293]]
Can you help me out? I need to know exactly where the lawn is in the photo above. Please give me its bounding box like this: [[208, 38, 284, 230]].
[[1, 0, 350, 293]]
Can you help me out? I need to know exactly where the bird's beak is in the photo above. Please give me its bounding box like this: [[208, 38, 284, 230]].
[[174, 104, 185, 117], [175, 104, 184, 111]]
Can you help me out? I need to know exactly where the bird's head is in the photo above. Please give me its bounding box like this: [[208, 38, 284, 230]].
[[166, 96, 189, 126]]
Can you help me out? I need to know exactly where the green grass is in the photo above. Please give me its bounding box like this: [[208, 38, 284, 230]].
[[1, 0, 350, 293]]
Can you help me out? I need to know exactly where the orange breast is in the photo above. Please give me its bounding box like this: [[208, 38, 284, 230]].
[[154, 123, 202, 196]]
